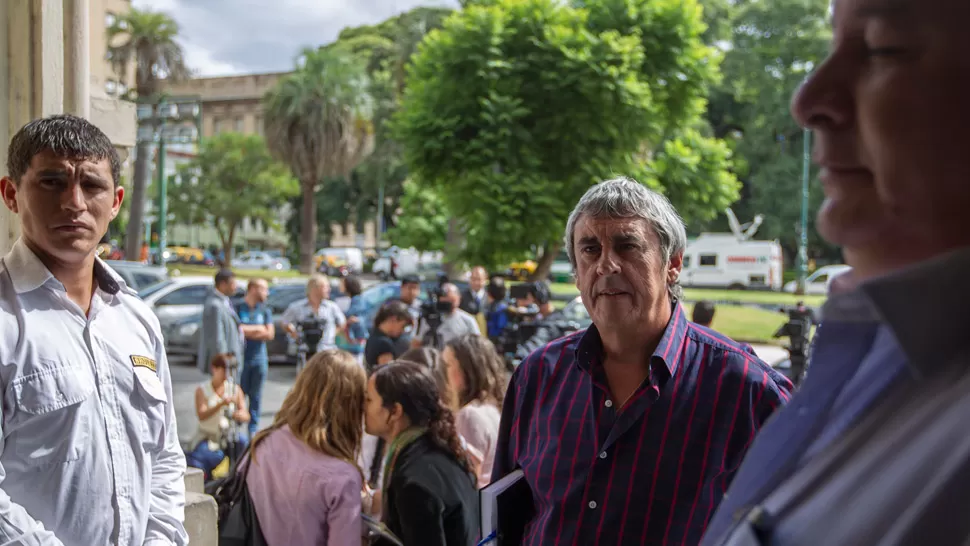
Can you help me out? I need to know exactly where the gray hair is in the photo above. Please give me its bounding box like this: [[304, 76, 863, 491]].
[[306, 274, 330, 294], [441, 282, 459, 297], [564, 176, 688, 301]]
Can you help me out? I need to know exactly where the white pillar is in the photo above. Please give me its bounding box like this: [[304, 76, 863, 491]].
[[64, 0, 91, 118]]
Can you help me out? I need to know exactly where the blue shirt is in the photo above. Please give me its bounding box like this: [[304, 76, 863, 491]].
[[237, 301, 272, 368], [700, 289, 911, 546], [486, 302, 509, 338], [493, 304, 793, 546]]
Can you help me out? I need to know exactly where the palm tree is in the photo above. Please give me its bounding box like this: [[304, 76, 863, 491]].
[[264, 47, 375, 274], [106, 9, 190, 261]]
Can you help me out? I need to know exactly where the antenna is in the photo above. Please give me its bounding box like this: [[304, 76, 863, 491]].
[[724, 208, 763, 241]]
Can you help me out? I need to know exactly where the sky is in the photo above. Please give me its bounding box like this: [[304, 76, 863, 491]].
[[132, 0, 459, 77]]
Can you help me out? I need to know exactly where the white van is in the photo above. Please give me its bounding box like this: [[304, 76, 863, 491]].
[[372, 247, 443, 280], [681, 233, 784, 290], [783, 264, 851, 295], [315, 247, 364, 274]]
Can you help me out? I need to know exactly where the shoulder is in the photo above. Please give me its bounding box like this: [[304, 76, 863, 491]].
[[684, 322, 791, 391], [115, 290, 164, 337], [511, 329, 584, 387]]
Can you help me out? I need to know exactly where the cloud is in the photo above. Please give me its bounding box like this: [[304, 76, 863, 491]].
[[132, 0, 459, 77]]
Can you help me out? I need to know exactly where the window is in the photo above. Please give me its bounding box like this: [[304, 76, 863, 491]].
[[105, 80, 117, 96], [105, 11, 117, 28], [213, 117, 224, 134], [138, 280, 176, 299], [234, 117, 244, 132], [812, 274, 829, 284], [133, 272, 167, 289], [156, 285, 210, 306], [699, 254, 718, 267], [683, 255, 692, 269]]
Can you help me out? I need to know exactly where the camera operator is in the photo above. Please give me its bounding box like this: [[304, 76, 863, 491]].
[[412, 282, 480, 350], [511, 282, 564, 361], [773, 300, 817, 385], [281, 274, 348, 357]]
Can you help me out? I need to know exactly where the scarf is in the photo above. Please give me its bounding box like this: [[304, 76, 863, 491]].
[[381, 426, 428, 516]]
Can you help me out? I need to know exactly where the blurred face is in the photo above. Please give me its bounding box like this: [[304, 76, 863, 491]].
[[385, 316, 409, 338], [364, 376, 401, 440], [791, 0, 970, 277], [0, 151, 123, 269], [308, 280, 330, 301], [442, 287, 461, 310], [249, 280, 269, 303], [400, 282, 420, 304], [573, 215, 681, 332], [442, 346, 466, 399], [470, 268, 488, 292], [217, 278, 236, 297], [211, 364, 227, 383]]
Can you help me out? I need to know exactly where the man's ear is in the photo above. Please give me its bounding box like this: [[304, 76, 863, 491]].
[[667, 252, 684, 285], [110, 185, 125, 220], [0, 177, 20, 214]]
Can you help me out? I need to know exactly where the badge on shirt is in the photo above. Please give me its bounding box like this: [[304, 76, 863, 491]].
[[130, 355, 157, 373]]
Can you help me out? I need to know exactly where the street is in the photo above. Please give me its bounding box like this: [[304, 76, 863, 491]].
[[169, 344, 790, 447]]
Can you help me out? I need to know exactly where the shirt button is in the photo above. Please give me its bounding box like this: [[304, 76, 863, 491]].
[[599, 451, 607, 459], [604, 400, 613, 408], [588, 501, 598, 509], [797, 407, 808, 416]]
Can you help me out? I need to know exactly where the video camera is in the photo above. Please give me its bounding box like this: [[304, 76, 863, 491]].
[[773, 302, 817, 385], [495, 283, 545, 368], [295, 318, 326, 372], [419, 274, 454, 348]]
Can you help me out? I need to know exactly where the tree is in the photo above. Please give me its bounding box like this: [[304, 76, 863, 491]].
[[168, 133, 299, 262], [107, 8, 190, 260], [264, 47, 375, 273], [384, 180, 449, 252], [394, 0, 736, 277]]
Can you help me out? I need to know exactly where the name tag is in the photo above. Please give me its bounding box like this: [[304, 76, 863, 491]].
[[130, 355, 157, 373]]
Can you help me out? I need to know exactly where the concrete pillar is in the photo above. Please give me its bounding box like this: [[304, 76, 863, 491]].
[[64, 0, 91, 119]]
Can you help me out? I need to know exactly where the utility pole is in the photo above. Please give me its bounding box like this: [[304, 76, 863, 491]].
[[157, 119, 168, 258], [796, 127, 811, 294], [376, 181, 385, 250]]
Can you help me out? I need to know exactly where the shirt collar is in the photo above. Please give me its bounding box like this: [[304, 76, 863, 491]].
[[4, 237, 122, 295], [822, 246, 970, 374], [574, 302, 688, 380]]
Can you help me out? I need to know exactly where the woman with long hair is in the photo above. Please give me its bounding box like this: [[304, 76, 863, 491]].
[[245, 350, 367, 546], [365, 362, 479, 546], [442, 334, 507, 487]]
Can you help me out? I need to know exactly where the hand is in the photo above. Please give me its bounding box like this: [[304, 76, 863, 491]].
[[347, 316, 360, 325], [219, 395, 233, 407]]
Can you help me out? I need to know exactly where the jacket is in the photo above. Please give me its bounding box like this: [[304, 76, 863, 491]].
[[197, 288, 243, 373], [383, 434, 479, 546]]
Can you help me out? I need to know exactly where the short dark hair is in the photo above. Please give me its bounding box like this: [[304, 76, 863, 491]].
[[373, 300, 413, 330], [343, 274, 363, 297], [487, 278, 506, 302], [401, 274, 420, 286], [214, 268, 235, 285], [7, 114, 121, 185], [692, 300, 716, 327]]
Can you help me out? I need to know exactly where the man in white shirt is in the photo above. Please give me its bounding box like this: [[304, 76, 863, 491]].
[[0, 114, 187, 544], [281, 274, 347, 355], [414, 283, 480, 350]]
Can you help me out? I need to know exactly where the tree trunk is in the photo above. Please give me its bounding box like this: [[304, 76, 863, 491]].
[[530, 240, 562, 281], [124, 134, 153, 261], [443, 217, 461, 279], [299, 181, 317, 274], [222, 224, 237, 267]]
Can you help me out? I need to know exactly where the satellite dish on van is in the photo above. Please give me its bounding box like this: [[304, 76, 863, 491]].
[[725, 208, 764, 242]]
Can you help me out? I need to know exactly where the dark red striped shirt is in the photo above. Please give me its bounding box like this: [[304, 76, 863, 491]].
[[492, 305, 793, 546]]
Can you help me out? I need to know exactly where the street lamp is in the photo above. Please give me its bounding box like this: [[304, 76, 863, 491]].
[[136, 96, 203, 261], [796, 127, 811, 294]]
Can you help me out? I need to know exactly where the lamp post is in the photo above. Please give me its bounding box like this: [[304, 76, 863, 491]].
[[796, 127, 811, 294], [137, 96, 203, 261]]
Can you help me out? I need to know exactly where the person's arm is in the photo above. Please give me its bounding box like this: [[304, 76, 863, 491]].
[[392, 482, 447, 546], [145, 342, 190, 545], [324, 473, 363, 546], [231, 386, 250, 424], [376, 353, 395, 366], [195, 385, 229, 422], [281, 303, 299, 337], [456, 408, 493, 483], [333, 304, 347, 329], [203, 303, 230, 356]]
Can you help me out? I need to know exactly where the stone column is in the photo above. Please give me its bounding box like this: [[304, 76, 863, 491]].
[[64, 0, 91, 118]]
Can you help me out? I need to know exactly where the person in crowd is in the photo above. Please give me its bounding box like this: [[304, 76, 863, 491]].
[[0, 114, 187, 544], [246, 349, 367, 546], [281, 274, 347, 356], [198, 268, 243, 374], [391, 274, 424, 352], [460, 266, 489, 315], [365, 362, 479, 546], [701, 1, 970, 544], [484, 277, 510, 343], [494, 177, 793, 545], [185, 354, 250, 479], [691, 300, 716, 327], [413, 282, 481, 350], [237, 278, 274, 438], [339, 274, 368, 360], [365, 300, 414, 372], [443, 334, 506, 488]]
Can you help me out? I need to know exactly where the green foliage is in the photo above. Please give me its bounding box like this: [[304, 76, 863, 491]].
[[168, 133, 299, 260], [393, 0, 731, 266], [385, 180, 449, 252], [106, 8, 191, 97]]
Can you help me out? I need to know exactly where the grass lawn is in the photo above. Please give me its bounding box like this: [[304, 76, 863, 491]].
[[166, 264, 307, 280], [548, 282, 826, 307]]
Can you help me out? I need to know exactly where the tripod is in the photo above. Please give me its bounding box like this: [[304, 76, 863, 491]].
[[222, 355, 241, 472]]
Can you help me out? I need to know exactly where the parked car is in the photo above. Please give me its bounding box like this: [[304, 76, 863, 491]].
[[782, 264, 851, 295], [548, 249, 574, 283], [140, 276, 245, 330], [354, 280, 469, 330], [314, 247, 364, 274], [105, 260, 169, 291], [232, 251, 292, 271]]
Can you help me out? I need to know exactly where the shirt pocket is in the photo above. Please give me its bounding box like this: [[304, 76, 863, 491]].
[[10, 361, 96, 465], [131, 367, 168, 453]]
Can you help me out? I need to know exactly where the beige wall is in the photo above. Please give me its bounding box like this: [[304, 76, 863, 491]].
[[92, 0, 133, 99]]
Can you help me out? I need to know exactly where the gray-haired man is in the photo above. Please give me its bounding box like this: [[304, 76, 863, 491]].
[[493, 177, 792, 546]]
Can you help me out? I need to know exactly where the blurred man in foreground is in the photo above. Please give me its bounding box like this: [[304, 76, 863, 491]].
[[701, 1, 970, 544]]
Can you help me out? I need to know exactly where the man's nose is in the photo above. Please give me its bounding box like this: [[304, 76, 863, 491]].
[[595, 249, 621, 276], [61, 183, 86, 211], [790, 55, 853, 133]]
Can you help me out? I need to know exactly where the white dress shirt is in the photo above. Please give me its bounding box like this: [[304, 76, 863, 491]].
[[0, 239, 188, 545]]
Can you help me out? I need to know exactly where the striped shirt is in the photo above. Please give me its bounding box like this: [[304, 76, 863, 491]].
[[493, 304, 793, 546]]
